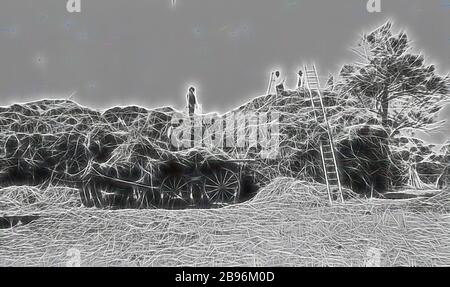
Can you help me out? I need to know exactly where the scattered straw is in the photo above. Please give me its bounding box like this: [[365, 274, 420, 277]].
[[1, 180, 448, 266]]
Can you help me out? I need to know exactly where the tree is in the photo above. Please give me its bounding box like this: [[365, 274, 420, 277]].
[[338, 21, 449, 137]]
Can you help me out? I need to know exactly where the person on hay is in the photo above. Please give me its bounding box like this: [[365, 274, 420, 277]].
[[186, 86, 197, 117], [297, 70, 304, 89], [273, 70, 285, 96], [186, 86, 198, 147], [267, 70, 284, 95]]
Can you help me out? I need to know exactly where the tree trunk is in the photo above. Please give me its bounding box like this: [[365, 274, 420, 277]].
[[381, 86, 389, 128], [380, 85, 392, 191]]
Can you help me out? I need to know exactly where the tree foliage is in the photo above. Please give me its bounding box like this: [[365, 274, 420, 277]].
[[338, 21, 449, 137]]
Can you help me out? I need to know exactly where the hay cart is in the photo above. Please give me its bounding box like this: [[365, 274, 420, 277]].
[[79, 151, 259, 209]]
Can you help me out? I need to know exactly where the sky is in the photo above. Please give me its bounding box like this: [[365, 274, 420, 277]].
[[0, 0, 449, 142]]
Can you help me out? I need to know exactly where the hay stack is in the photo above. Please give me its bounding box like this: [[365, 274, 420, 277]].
[[1, 94, 448, 198]]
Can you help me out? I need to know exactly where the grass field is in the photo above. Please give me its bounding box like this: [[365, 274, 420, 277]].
[[0, 178, 449, 267]]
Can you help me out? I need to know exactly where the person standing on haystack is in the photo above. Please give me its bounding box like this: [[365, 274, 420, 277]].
[[187, 86, 197, 117], [267, 70, 284, 95], [274, 70, 285, 96], [186, 86, 197, 148], [297, 70, 304, 89]]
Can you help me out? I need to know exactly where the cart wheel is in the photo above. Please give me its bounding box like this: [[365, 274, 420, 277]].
[[80, 184, 93, 207], [203, 169, 240, 204], [159, 175, 190, 208], [437, 168, 449, 190], [80, 179, 104, 208]]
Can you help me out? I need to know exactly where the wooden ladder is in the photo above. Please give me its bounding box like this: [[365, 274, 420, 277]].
[[304, 64, 344, 203]]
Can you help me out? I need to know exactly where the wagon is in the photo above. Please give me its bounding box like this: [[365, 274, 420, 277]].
[[79, 150, 259, 209]]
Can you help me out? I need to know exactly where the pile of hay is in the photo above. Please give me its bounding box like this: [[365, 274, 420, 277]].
[[0, 91, 448, 202], [0, 100, 174, 188], [0, 179, 448, 266]]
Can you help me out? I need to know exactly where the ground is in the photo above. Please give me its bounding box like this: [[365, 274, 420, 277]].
[[0, 178, 449, 266]]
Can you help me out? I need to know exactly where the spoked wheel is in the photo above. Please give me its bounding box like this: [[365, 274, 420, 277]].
[[437, 168, 449, 190], [203, 169, 240, 204], [80, 179, 104, 208], [159, 175, 191, 208]]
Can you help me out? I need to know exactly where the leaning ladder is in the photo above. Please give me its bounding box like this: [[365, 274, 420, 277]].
[[304, 64, 344, 203]]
